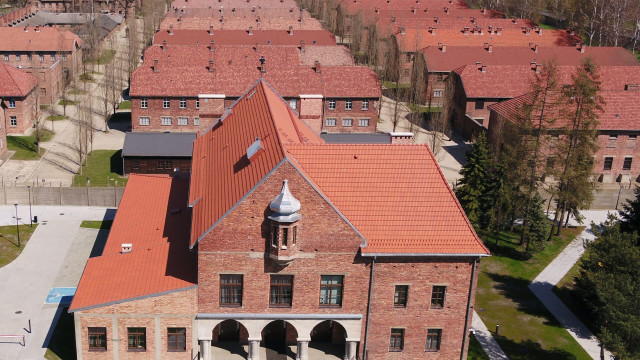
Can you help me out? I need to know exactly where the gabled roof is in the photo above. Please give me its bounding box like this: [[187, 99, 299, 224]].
[[423, 46, 639, 72], [190, 79, 489, 256], [0, 63, 38, 97], [170, 0, 298, 10], [153, 29, 336, 46], [70, 174, 196, 312], [160, 9, 322, 30], [0, 26, 82, 52]]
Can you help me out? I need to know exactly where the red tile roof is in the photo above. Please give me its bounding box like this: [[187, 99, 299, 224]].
[[190, 80, 489, 256], [374, 16, 535, 38], [396, 28, 580, 52], [338, 0, 472, 14], [170, 0, 299, 10], [0, 26, 82, 52], [423, 45, 640, 72], [153, 29, 336, 46], [70, 174, 196, 312], [130, 45, 379, 98], [161, 9, 323, 30], [0, 63, 38, 97]]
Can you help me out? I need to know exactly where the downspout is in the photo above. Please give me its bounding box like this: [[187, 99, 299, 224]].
[[460, 257, 479, 360], [362, 256, 376, 360]]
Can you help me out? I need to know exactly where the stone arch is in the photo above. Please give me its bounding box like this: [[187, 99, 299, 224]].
[[212, 319, 249, 344], [261, 320, 298, 357]]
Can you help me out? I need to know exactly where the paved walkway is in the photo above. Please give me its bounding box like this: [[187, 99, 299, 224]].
[[0, 205, 114, 360], [471, 311, 509, 360], [529, 210, 616, 360]]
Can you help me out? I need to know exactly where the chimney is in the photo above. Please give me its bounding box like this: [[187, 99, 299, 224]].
[[476, 61, 482, 70], [470, 16, 475, 24], [122, 243, 132, 253], [535, 63, 542, 73], [481, 7, 486, 13], [411, 7, 416, 13], [209, 40, 215, 51], [487, 44, 493, 53], [153, 59, 159, 72], [399, 26, 406, 35], [260, 55, 266, 73], [463, 26, 470, 35], [208, 59, 214, 72], [496, 27, 502, 35], [440, 43, 446, 52], [256, 16, 261, 24], [392, 16, 396, 23], [390, 132, 413, 144], [288, 25, 293, 35], [248, 26, 253, 35], [523, 26, 531, 35], [300, 40, 306, 52], [209, 25, 213, 35], [538, 27, 543, 35], [576, 43, 585, 53], [251, 5, 255, 12], [314, 60, 321, 73], [169, 24, 173, 35], [488, 25, 493, 34], [434, 16, 439, 24], [444, 6, 449, 14], [534, 44, 539, 53], [35, 26, 40, 32], [481, 64, 487, 73], [375, 7, 379, 13], [429, 26, 436, 35], [513, 18, 517, 24], [24, 27, 28, 32]]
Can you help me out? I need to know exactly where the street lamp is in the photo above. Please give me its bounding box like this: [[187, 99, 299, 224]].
[[14, 203, 20, 248], [27, 186, 32, 227]]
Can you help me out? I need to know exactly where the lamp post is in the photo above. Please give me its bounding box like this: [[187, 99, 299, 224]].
[[14, 203, 20, 248], [27, 186, 32, 227]]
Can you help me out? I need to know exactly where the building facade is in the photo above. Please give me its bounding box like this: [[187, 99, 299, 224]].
[[0, 63, 39, 134]]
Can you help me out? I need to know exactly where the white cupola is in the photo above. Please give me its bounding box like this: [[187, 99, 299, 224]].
[[268, 180, 301, 223]]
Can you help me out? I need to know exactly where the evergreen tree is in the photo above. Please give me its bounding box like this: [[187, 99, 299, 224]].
[[456, 132, 492, 226], [523, 194, 550, 254], [620, 186, 640, 235]]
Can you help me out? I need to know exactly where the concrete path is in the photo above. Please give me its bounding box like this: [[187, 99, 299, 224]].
[[471, 311, 509, 360], [529, 210, 616, 360], [0, 205, 114, 360]]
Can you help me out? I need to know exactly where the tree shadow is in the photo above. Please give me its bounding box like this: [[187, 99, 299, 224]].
[[494, 336, 579, 360], [487, 273, 563, 328], [8, 136, 36, 152]]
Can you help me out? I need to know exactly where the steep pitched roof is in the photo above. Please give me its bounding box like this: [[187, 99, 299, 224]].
[[0, 63, 38, 97], [0, 26, 82, 52], [153, 29, 336, 46], [69, 174, 196, 312], [190, 80, 489, 256]]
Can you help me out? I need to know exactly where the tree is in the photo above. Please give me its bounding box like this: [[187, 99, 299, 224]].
[[549, 58, 603, 238], [620, 186, 640, 235], [456, 132, 493, 226], [523, 194, 550, 254], [575, 218, 640, 359]]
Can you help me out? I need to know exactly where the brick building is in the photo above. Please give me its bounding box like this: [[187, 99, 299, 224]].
[[121, 132, 196, 175], [129, 45, 380, 134], [0, 26, 83, 104], [152, 29, 336, 46], [488, 90, 640, 184], [0, 63, 39, 134], [71, 80, 490, 360], [0, 94, 8, 158], [161, 8, 323, 31], [0, 5, 38, 27]]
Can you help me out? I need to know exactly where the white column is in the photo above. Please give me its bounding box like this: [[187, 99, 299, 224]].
[[247, 339, 261, 360], [296, 339, 310, 360], [344, 340, 357, 360], [199, 339, 211, 360]]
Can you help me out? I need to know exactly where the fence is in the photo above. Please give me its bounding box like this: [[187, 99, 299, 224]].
[[0, 185, 124, 207]]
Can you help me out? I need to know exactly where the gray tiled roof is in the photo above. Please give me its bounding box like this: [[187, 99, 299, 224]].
[[122, 132, 196, 157]]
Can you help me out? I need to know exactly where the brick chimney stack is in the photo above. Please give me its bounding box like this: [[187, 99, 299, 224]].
[[288, 25, 293, 35], [314, 60, 321, 73], [208, 59, 214, 72], [300, 40, 306, 53], [153, 59, 159, 72]]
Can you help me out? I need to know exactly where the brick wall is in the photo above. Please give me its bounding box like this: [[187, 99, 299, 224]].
[[299, 97, 323, 134], [3, 88, 37, 134], [321, 98, 379, 133], [0, 98, 8, 158], [123, 157, 192, 175], [131, 97, 214, 132]]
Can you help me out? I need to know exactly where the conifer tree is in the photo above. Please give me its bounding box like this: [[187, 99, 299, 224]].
[[620, 186, 640, 235], [456, 132, 492, 226], [523, 194, 549, 254]]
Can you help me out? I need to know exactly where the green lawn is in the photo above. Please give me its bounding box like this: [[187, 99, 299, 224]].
[[86, 49, 116, 65], [46, 115, 68, 121], [468, 333, 490, 360], [72, 150, 128, 187], [7, 130, 55, 160], [0, 224, 39, 268], [475, 227, 592, 360], [118, 100, 132, 110], [44, 307, 76, 360], [57, 99, 76, 106], [80, 220, 113, 230], [382, 80, 411, 89]]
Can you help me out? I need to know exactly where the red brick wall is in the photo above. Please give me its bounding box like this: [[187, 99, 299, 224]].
[[594, 132, 640, 183], [321, 98, 379, 133], [0, 106, 7, 158], [131, 97, 216, 132], [4, 88, 37, 134]]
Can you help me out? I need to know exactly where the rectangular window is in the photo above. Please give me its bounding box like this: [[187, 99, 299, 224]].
[[405, 52, 412, 62], [88, 327, 107, 351], [623, 157, 633, 171], [389, 328, 404, 351], [27, 54, 32, 61], [161, 117, 172, 126], [362, 99, 369, 110], [163, 98, 170, 108], [404, 68, 410, 76], [628, 135, 637, 149], [39, 54, 44, 61], [179, 98, 186, 109], [604, 157, 613, 171], [319, 275, 343, 306], [3, 54, 8, 61], [63, 54, 67, 61], [139, 117, 150, 126], [196, 99, 200, 109], [168, 328, 186, 351], [41, 88, 46, 96], [157, 160, 172, 170], [194, 117, 200, 126], [431, 286, 446, 308], [394, 285, 408, 307], [178, 117, 188, 126], [358, 118, 370, 127], [345, 100, 352, 110], [326, 118, 336, 127], [342, 118, 353, 127], [328, 99, 336, 110], [437, 73, 444, 82], [475, 99, 485, 110], [127, 327, 146, 351], [51, 54, 55, 61], [433, 90, 443, 98], [10, 116, 17, 127], [132, 160, 140, 170], [220, 274, 243, 306], [8, 98, 15, 108], [289, 99, 297, 110], [140, 98, 147, 108], [426, 329, 442, 351], [608, 134, 618, 148], [270, 275, 293, 307], [15, 54, 20, 61]]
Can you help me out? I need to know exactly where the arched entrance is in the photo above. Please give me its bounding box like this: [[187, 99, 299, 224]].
[[261, 320, 297, 359], [309, 320, 346, 358], [211, 320, 248, 358]]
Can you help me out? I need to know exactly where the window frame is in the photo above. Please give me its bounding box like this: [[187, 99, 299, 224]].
[[132, 160, 140, 171], [140, 98, 148, 109], [15, 54, 20, 61], [325, 118, 337, 127], [475, 99, 485, 110], [342, 118, 353, 127], [328, 99, 336, 110], [425, 328, 442, 351], [270, 275, 293, 307], [220, 274, 243, 306], [179, 98, 187, 109], [394, 285, 408, 307], [431, 286, 446, 308], [9, 116, 17, 127], [139, 117, 150, 126], [167, 327, 187, 352], [389, 328, 404, 351], [319, 275, 343, 307], [127, 327, 146, 352], [358, 118, 370, 127], [177, 117, 189, 126], [88, 327, 107, 351], [194, 117, 200, 126], [603, 157, 613, 171], [163, 98, 170, 109], [161, 117, 172, 126], [361, 99, 369, 110], [433, 89, 443, 98], [623, 157, 632, 171], [195, 99, 200, 109], [27, 54, 32, 61], [39, 53, 44, 61], [8, 98, 15, 108]]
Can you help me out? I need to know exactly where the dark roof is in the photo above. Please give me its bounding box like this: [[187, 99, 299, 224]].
[[321, 133, 391, 144], [122, 132, 196, 157]]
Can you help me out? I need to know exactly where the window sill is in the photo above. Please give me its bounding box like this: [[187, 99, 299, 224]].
[[219, 304, 242, 308], [393, 305, 407, 309], [319, 305, 342, 308], [431, 306, 444, 309], [88, 348, 107, 352], [389, 349, 403, 352], [425, 349, 440, 352], [269, 305, 292, 308], [127, 349, 146, 352], [168, 349, 187, 352]]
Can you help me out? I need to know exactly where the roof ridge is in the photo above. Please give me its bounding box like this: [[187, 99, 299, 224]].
[[1, 64, 31, 95], [260, 79, 291, 154]]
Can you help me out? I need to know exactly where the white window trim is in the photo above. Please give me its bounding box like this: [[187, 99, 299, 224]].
[[326, 118, 337, 127], [139, 117, 150, 126], [178, 117, 188, 126], [161, 117, 172, 126], [141, 98, 148, 109], [163, 98, 170, 109], [345, 100, 352, 111], [361, 100, 369, 110]]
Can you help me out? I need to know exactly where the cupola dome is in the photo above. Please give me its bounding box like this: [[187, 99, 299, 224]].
[[268, 180, 301, 223]]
